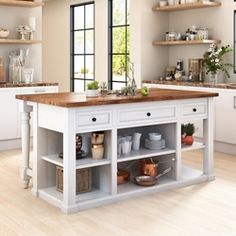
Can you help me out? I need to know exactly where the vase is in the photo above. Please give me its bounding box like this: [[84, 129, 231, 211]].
[[209, 72, 217, 86]]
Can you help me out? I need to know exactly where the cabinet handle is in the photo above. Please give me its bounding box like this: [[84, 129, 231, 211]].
[[147, 112, 151, 117], [193, 108, 197, 112], [92, 117, 97, 122], [34, 89, 46, 93], [234, 96, 236, 109]]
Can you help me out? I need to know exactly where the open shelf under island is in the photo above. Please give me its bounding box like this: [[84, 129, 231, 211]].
[[16, 88, 218, 213]]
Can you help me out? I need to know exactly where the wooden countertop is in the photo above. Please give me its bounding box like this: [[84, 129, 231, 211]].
[[0, 82, 58, 88], [143, 80, 236, 90], [16, 88, 218, 108]]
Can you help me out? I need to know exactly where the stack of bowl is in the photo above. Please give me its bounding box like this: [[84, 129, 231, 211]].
[[91, 132, 105, 159]]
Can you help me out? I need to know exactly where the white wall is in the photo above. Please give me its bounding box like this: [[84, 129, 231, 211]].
[[42, 0, 108, 92], [168, 0, 235, 83], [42, 0, 236, 90], [0, 6, 42, 82]]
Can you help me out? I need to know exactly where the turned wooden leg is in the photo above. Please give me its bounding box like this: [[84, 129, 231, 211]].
[[20, 111, 31, 189]]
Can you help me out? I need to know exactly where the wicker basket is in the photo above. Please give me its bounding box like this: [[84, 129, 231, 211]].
[[56, 166, 92, 194]]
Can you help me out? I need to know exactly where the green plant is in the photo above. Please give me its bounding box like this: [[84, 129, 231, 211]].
[[203, 43, 233, 78], [87, 80, 99, 90], [184, 123, 195, 136]]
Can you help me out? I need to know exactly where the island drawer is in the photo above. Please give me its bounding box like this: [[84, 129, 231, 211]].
[[76, 110, 112, 131], [181, 102, 207, 118], [118, 105, 176, 127]]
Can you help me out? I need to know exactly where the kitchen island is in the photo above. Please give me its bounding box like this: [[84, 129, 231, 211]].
[[16, 89, 218, 213]]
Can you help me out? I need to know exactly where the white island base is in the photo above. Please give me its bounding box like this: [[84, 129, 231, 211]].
[[17, 91, 215, 214]]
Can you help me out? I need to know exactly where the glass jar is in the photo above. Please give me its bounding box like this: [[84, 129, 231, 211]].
[[9, 55, 20, 84]]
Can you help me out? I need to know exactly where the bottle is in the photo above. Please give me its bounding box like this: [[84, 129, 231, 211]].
[[0, 56, 6, 82]]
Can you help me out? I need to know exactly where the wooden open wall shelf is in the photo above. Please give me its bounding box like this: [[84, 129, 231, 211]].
[[152, 1, 221, 12], [0, 0, 44, 7], [0, 39, 42, 44], [152, 39, 221, 46]]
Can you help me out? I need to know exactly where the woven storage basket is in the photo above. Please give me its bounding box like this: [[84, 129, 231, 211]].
[[56, 166, 92, 194]]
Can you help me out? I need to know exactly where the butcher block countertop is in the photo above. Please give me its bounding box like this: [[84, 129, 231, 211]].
[[16, 88, 218, 108]]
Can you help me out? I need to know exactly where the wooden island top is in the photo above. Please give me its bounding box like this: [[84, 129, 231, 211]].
[[16, 88, 218, 108]]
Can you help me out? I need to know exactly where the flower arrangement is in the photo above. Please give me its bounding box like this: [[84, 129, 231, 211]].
[[203, 43, 232, 78]]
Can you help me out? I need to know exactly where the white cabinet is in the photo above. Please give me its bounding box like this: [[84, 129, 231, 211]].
[[0, 89, 20, 140], [0, 86, 58, 143], [215, 91, 236, 144]]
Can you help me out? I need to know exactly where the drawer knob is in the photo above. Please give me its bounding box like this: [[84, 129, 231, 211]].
[[193, 108, 197, 112], [147, 112, 151, 117], [92, 117, 97, 122]]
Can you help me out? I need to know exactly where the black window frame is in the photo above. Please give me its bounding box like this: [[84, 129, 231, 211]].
[[108, 0, 130, 90], [70, 1, 95, 92]]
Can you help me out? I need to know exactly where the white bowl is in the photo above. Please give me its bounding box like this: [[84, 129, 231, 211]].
[[86, 89, 99, 97], [0, 29, 10, 38], [148, 133, 162, 141]]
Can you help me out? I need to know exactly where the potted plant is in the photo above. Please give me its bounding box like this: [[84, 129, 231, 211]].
[[203, 43, 232, 85], [183, 123, 195, 145], [86, 80, 99, 97]]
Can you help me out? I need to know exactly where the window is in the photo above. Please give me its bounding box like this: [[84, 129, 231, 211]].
[[108, 0, 130, 90], [71, 2, 95, 92]]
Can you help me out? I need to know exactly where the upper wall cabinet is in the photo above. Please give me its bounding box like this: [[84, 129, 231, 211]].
[[152, 1, 221, 12], [0, 0, 44, 7]]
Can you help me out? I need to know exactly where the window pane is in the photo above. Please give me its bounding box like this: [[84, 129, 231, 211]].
[[74, 80, 85, 92], [127, 0, 130, 25], [85, 56, 94, 79], [113, 0, 126, 26], [112, 55, 126, 82], [112, 82, 126, 90], [112, 27, 126, 54], [85, 30, 94, 54], [74, 55, 84, 78], [127, 26, 130, 53], [74, 6, 84, 30], [74, 31, 84, 54], [85, 4, 94, 28]]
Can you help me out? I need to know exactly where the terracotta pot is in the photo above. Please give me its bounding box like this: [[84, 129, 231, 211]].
[[181, 135, 186, 144], [184, 135, 194, 145]]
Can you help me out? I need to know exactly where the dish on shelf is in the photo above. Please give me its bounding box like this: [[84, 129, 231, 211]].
[[144, 138, 166, 150], [148, 133, 162, 141], [135, 175, 157, 186], [117, 169, 130, 184], [59, 151, 87, 160], [0, 29, 10, 38]]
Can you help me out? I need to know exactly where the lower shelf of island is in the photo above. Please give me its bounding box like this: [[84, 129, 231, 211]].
[[37, 165, 207, 212], [41, 154, 111, 169]]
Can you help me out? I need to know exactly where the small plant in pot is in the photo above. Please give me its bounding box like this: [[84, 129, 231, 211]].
[[86, 80, 99, 97], [183, 123, 195, 145]]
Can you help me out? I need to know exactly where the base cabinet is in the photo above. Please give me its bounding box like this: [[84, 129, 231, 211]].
[[18, 97, 214, 213], [0, 86, 58, 148], [215, 91, 236, 144]]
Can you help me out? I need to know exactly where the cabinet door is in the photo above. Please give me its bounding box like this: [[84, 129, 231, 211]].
[[215, 91, 236, 144], [0, 89, 20, 140]]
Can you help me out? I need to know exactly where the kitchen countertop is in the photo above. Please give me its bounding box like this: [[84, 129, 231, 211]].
[[16, 88, 218, 108], [0, 82, 58, 88], [143, 80, 236, 89]]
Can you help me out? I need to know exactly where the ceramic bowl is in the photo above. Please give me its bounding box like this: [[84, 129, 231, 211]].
[[148, 133, 162, 141], [159, 0, 167, 7], [0, 29, 10, 38]]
